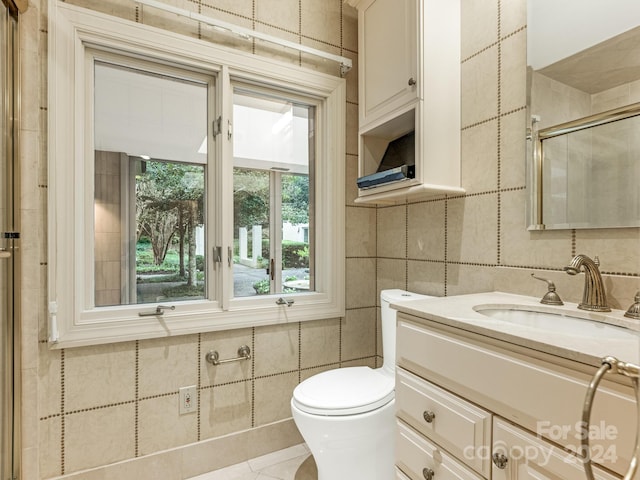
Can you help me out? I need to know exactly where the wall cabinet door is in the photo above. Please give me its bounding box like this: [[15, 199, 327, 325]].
[[359, 0, 418, 128], [492, 418, 622, 480]]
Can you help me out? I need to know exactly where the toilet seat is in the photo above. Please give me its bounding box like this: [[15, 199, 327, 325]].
[[292, 367, 394, 416]]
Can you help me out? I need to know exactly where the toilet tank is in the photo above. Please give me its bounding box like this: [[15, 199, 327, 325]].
[[380, 290, 435, 375]]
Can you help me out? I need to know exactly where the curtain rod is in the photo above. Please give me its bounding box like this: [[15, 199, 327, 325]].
[[136, 0, 352, 76]]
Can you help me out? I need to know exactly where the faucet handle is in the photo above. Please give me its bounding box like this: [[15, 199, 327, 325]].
[[531, 273, 564, 305], [624, 291, 640, 320]]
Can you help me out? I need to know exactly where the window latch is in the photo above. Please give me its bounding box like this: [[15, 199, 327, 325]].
[[212, 246, 222, 264], [212, 116, 222, 137], [227, 119, 233, 140], [138, 305, 175, 317]]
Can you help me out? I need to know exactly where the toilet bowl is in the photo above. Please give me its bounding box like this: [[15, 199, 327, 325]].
[[291, 289, 433, 480]]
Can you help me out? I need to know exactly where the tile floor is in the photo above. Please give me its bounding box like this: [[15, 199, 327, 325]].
[[188, 444, 317, 480]]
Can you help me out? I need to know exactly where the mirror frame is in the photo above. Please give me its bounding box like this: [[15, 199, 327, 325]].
[[527, 102, 640, 230]]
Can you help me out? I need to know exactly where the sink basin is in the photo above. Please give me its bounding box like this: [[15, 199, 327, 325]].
[[473, 306, 638, 340]]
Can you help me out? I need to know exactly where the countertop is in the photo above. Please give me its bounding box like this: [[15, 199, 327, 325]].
[[391, 291, 640, 368]]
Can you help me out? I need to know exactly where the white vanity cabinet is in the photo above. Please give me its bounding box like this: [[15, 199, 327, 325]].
[[395, 312, 639, 480], [346, 0, 463, 204]]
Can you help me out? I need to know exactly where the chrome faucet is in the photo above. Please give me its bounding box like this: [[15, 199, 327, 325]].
[[564, 254, 610, 312]]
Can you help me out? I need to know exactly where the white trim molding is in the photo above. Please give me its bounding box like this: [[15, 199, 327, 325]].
[[48, 1, 345, 348]]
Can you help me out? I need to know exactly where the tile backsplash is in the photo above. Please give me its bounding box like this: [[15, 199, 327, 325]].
[[18, 0, 640, 478]]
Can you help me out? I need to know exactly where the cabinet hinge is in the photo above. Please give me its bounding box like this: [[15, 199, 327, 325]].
[[48, 301, 59, 343]]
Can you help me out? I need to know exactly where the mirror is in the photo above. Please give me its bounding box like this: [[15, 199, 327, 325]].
[[526, 0, 640, 229]]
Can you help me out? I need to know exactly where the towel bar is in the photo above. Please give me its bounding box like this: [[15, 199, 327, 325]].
[[205, 345, 251, 366]]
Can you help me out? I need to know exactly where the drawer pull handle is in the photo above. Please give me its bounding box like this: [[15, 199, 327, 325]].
[[423, 410, 436, 423], [492, 452, 508, 469], [422, 467, 435, 479]]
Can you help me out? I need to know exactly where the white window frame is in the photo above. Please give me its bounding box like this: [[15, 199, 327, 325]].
[[48, 2, 345, 348]]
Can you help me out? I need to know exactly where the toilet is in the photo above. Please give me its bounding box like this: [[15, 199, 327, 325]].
[[291, 289, 432, 480]]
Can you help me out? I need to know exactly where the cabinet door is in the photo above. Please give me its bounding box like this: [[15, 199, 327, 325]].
[[492, 418, 622, 480], [360, 0, 418, 127]]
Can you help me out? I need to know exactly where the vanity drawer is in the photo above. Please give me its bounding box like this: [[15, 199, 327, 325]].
[[492, 417, 622, 480], [396, 420, 484, 480], [396, 368, 491, 477], [396, 315, 638, 477], [395, 468, 411, 480]]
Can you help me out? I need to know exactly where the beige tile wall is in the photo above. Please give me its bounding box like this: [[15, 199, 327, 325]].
[[375, 0, 640, 310], [22, 0, 368, 478], [20, 0, 640, 478]]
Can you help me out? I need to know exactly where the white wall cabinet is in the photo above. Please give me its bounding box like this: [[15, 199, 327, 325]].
[[346, 0, 463, 204], [356, 0, 419, 127], [395, 313, 639, 480]]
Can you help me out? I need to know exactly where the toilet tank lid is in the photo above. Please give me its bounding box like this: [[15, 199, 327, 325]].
[[380, 289, 435, 303]]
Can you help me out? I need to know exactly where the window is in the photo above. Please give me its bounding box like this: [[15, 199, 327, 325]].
[[48, 3, 345, 347], [93, 59, 209, 307], [232, 88, 315, 298]]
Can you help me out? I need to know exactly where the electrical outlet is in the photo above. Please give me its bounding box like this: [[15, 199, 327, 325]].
[[179, 385, 197, 414]]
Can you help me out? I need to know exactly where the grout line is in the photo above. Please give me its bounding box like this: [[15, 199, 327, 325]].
[[405, 202, 409, 290], [497, 191, 502, 265], [338, 309, 344, 366], [444, 198, 448, 297], [496, 0, 503, 267], [134, 340, 140, 457], [60, 348, 66, 476], [252, 0, 256, 55], [461, 106, 526, 131], [297, 321, 302, 384], [298, 0, 303, 66], [197, 333, 202, 442], [197, 0, 202, 39], [251, 327, 256, 428]]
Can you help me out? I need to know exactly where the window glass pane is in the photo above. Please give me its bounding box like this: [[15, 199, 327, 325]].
[[233, 168, 270, 296], [232, 89, 314, 297], [93, 61, 208, 307], [281, 173, 312, 293]]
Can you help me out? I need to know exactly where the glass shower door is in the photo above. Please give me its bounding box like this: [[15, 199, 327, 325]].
[[0, 4, 19, 480]]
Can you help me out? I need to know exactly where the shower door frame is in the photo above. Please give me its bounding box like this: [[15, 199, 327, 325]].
[[0, 1, 20, 479]]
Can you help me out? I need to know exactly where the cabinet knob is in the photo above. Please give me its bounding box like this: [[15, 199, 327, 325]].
[[422, 467, 435, 480], [492, 452, 509, 469], [408, 77, 417, 86], [423, 410, 436, 423]]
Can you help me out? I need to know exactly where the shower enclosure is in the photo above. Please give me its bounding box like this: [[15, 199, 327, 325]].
[[0, 1, 20, 479]]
